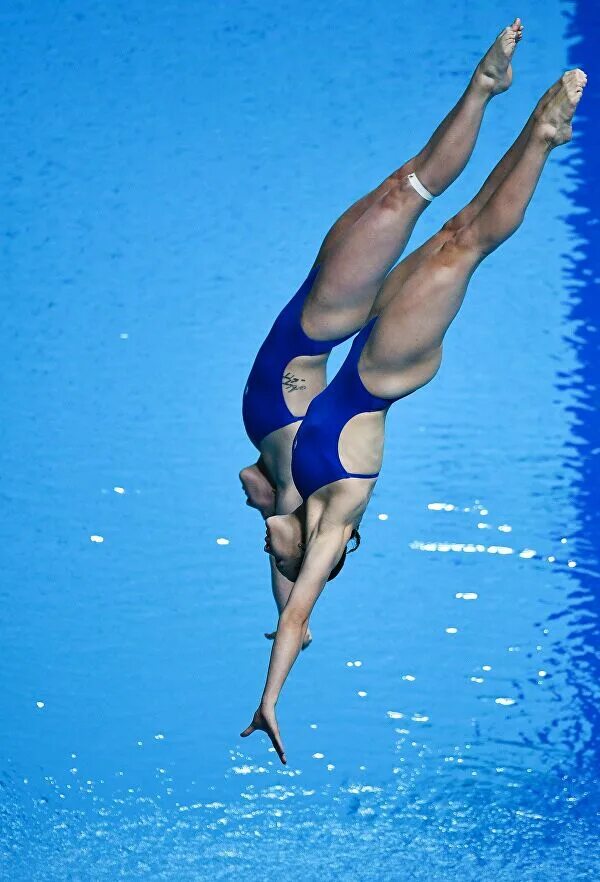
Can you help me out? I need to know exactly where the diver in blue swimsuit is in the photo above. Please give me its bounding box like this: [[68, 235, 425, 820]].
[[290, 317, 389, 502], [241, 68, 587, 763], [242, 265, 353, 451], [240, 19, 526, 649]]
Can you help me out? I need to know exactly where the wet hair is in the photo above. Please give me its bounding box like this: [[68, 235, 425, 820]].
[[326, 529, 361, 582]]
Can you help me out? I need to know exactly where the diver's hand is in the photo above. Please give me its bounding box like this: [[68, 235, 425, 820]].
[[240, 705, 287, 765]]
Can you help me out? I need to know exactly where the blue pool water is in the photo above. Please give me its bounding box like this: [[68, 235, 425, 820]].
[[1, 1, 598, 879]]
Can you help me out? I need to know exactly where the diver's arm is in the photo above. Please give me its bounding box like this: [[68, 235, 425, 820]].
[[263, 527, 346, 704], [268, 554, 294, 616], [240, 524, 348, 763], [264, 557, 313, 649]]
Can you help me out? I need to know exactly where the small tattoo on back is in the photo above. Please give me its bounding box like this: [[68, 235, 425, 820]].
[[282, 371, 306, 393]]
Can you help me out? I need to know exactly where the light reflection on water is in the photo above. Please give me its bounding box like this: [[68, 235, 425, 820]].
[[1, 0, 599, 879], [2, 760, 597, 880]]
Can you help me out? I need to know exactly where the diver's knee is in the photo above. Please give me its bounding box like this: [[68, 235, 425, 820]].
[[439, 227, 483, 266], [441, 215, 465, 234], [389, 159, 416, 183], [378, 179, 415, 215]]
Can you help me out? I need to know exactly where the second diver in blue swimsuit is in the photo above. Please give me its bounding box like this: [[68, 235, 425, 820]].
[[241, 67, 587, 764], [240, 19, 526, 650]]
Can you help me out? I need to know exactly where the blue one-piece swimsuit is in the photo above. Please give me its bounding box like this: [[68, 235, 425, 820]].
[[292, 317, 400, 502], [243, 265, 354, 450]]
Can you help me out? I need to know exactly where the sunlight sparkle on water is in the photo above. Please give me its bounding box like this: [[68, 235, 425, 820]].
[[409, 541, 545, 560]]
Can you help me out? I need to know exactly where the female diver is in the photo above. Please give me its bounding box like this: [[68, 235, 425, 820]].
[[241, 21, 524, 648], [241, 69, 587, 763]]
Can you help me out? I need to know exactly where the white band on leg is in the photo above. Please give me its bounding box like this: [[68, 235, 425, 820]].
[[407, 172, 434, 202]]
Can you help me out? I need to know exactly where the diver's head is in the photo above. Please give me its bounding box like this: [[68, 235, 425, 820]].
[[239, 460, 276, 519], [265, 512, 361, 582], [264, 512, 305, 581]]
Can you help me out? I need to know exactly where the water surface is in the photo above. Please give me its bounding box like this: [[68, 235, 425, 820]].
[[1, 1, 598, 879]]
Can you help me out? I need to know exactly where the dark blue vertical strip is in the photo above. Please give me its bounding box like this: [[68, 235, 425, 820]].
[[564, 2, 600, 761]]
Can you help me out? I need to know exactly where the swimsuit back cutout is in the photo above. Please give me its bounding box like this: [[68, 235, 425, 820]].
[[291, 317, 399, 501], [243, 265, 354, 449]]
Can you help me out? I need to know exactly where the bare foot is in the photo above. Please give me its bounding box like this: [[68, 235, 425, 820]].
[[265, 628, 313, 651], [536, 69, 587, 147], [533, 78, 562, 116], [475, 17, 524, 96], [239, 463, 276, 518]]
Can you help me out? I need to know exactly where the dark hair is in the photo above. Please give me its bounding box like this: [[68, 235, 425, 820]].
[[326, 529, 361, 582]]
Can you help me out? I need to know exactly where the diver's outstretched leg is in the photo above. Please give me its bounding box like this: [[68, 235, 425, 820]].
[[459, 70, 585, 253], [371, 75, 563, 314], [303, 19, 524, 339], [363, 71, 587, 397], [444, 79, 562, 233], [314, 19, 524, 265]]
